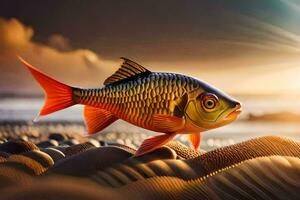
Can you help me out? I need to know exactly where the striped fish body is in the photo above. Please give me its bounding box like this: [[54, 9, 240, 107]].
[[74, 72, 198, 133], [20, 57, 241, 156]]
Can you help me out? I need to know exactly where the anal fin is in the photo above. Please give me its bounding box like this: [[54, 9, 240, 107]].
[[134, 133, 177, 157], [188, 133, 201, 149], [84, 106, 118, 135]]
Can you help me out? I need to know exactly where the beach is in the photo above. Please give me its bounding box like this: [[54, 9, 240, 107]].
[[1, 95, 299, 150]]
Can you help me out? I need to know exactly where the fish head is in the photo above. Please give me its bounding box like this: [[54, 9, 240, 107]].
[[184, 81, 242, 130]]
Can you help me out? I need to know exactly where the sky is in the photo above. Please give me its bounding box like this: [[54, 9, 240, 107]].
[[1, 0, 300, 95]]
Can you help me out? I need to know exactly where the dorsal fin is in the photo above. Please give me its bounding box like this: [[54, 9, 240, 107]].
[[104, 57, 151, 85]]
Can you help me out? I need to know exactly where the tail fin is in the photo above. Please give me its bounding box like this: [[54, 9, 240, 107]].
[[18, 56, 75, 118]]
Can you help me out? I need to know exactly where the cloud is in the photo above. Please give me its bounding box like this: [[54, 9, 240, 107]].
[[279, 0, 300, 12], [0, 18, 33, 50], [0, 18, 119, 94], [47, 34, 71, 51], [232, 13, 300, 53], [1, 17, 300, 96]]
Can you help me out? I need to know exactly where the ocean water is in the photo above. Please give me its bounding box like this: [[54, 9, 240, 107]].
[[0, 96, 299, 149]]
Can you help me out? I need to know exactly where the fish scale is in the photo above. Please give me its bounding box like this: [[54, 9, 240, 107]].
[[20, 56, 241, 157], [82, 73, 186, 131]]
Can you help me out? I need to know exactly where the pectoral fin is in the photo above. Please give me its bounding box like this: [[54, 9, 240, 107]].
[[152, 114, 185, 133], [134, 133, 177, 157], [84, 106, 118, 135], [188, 133, 201, 149]]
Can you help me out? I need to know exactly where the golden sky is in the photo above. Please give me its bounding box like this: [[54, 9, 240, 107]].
[[1, 0, 300, 96]]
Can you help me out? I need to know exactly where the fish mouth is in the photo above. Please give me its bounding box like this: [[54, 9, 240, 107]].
[[225, 104, 242, 120]]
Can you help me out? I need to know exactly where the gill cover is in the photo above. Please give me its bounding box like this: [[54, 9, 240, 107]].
[[184, 89, 229, 129]]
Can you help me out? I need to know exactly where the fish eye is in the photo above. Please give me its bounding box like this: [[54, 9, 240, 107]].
[[200, 93, 219, 112], [205, 99, 215, 108]]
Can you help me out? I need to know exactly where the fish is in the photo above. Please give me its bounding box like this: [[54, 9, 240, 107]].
[[19, 56, 241, 156]]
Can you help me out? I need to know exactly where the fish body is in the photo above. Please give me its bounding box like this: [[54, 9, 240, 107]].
[[19, 57, 241, 156], [74, 73, 203, 133]]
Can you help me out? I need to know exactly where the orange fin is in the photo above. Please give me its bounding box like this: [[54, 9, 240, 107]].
[[134, 133, 177, 157], [188, 133, 201, 149], [84, 106, 118, 135], [18, 56, 75, 117], [152, 114, 185, 133]]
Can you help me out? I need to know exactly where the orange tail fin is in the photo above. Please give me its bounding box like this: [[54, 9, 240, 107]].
[[18, 56, 75, 118]]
